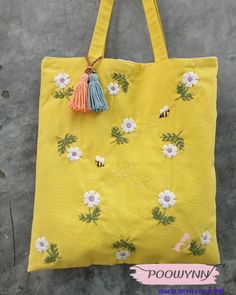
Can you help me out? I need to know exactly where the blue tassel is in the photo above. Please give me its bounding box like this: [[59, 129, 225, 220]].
[[88, 73, 108, 112]]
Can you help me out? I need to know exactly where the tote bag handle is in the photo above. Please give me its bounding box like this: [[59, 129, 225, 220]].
[[88, 0, 168, 63]]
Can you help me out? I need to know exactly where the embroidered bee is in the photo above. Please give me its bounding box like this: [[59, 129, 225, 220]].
[[95, 156, 105, 167], [159, 105, 170, 118]]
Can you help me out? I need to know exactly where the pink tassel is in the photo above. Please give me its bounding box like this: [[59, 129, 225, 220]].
[[69, 73, 89, 112]]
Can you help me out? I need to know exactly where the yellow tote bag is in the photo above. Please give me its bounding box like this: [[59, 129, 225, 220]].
[[28, 0, 220, 271]]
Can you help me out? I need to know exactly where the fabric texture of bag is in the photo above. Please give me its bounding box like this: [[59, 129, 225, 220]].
[[28, 0, 220, 271]]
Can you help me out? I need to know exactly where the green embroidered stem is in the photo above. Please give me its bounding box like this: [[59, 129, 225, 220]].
[[188, 240, 206, 256], [157, 208, 166, 225], [57, 134, 78, 155], [112, 238, 136, 252], [176, 83, 194, 101], [79, 207, 101, 225], [44, 243, 60, 264], [111, 127, 129, 145], [53, 87, 74, 100], [111, 72, 129, 93], [161, 131, 184, 150], [152, 207, 175, 225]]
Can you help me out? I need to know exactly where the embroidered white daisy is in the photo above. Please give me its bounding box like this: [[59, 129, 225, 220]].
[[107, 82, 120, 96], [35, 237, 49, 253], [162, 144, 178, 158], [159, 190, 176, 208], [115, 250, 130, 261], [54, 73, 70, 88], [182, 72, 199, 88], [121, 118, 136, 133], [83, 190, 100, 208], [67, 147, 82, 161], [95, 155, 105, 167], [200, 231, 211, 245]]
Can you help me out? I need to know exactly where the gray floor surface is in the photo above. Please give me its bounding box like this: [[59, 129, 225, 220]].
[[0, 0, 235, 294]]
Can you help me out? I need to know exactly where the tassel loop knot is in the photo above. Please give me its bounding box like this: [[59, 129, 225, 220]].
[[85, 66, 95, 75]]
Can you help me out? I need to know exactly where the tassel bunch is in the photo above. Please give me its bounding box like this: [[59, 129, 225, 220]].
[[69, 56, 108, 113]]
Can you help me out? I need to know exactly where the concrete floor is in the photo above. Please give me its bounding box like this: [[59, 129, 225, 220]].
[[0, 0, 236, 294]]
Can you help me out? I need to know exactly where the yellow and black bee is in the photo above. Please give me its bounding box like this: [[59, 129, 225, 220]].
[[95, 156, 105, 167], [159, 105, 170, 118]]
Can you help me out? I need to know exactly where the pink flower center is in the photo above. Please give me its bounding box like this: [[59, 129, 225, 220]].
[[164, 196, 170, 202], [126, 122, 132, 128], [60, 78, 65, 83], [88, 196, 95, 202], [72, 151, 77, 157], [167, 148, 172, 153], [187, 76, 193, 82]]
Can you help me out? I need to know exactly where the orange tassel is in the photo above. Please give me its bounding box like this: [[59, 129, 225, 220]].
[[69, 73, 89, 112]]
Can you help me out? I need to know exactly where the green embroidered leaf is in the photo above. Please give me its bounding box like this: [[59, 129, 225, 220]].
[[161, 131, 184, 150], [79, 207, 101, 225], [53, 87, 74, 100], [0, 170, 5, 178], [176, 83, 194, 101], [111, 126, 129, 145], [44, 243, 60, 264], [162, 215, 176, 225], [53, 90, 64, 99], [188, 240, 206, 256], [152, 207, 175, 225], [112, 238, 136, 252], [152, 207, 163, 221], [112, 72, 129, 93], [57, 133, 78, 155], [79, 213, 92, 223]]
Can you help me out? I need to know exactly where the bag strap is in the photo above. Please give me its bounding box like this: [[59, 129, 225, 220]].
[[88, 0, 168, 62]]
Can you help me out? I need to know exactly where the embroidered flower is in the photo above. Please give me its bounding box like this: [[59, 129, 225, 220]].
[[161, 132, 184, 151], [121, 118, 136, 133], [107, 82, 120, 96], [111, 72, 129, 93], [83, 191, 100, 208], [54, 73, 70, 89], [182, 72, 199, 88], [159, 105, 170, 118], [200, 231, 211, 245], [57, 134, 78, 156], [176, 72, 198, 101], [35, 237, 61, 263], [162, 144, 178, 158], [79, 191, 101, 224], [112, 238, 136, 260], [115, 250, 130, 261], [95, 156, 105, 167], [67, 147, 82, 161], [159, 190, 176, 208], [152, 190, 176, 225], [35, 237, 49, 253]]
